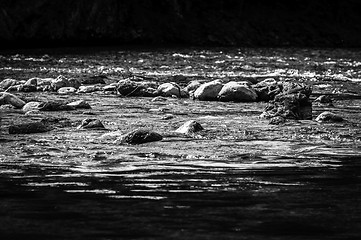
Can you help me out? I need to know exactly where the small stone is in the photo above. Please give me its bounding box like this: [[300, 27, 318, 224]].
[[315, 111, 343, 122], [175, 120, 204, 134], [269, 116, 286, 125], [77, 118, 105, 129], [9, 122, 49, 134], [121, 129, 163, 144]]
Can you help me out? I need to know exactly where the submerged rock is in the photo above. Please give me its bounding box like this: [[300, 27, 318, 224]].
[[315, 111, 344, 122], [218, 81, 258, 102], [0, 92, 26, 108], [122, 129, 163, 144], [175, 120, 204, 134], [77, 118, 105, 129], [8, 122, 49, 134], [193, 80, 224, 101]]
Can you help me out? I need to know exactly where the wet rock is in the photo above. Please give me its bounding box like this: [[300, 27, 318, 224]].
[[67, 100, 91, 109], [175, 120, 204, 134], [0, 79, 18, 90], [193, 80, 224, 101], [8, 122, 49, 134], [156, 82, 181, 98], [269, 116, 286, 125], [218, 81, 258, 102], [0, 92, 26, 108], [51, 75, 69, 91], [253, 78, 282, 101], [80, 75, 106, 85], [122, 129, 163, 144], [77, 118, 105, 129], [315, 111, 344, 122], [58, 87, 77, 94], [262, 82, 312, 120], [22, 101, 42, 112], [38, 101, 75, 111], [77, 85, 101, 93]]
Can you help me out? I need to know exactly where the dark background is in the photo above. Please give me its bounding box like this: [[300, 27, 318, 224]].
[[1, 0, 361, 48]]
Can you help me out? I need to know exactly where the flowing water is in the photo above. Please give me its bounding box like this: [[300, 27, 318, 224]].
[[1, 47, 361, 239]]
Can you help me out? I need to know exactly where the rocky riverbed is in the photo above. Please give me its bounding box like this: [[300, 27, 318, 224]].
[[1, 47, 361, 239]]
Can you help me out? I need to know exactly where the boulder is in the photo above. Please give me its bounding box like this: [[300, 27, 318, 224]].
[[121, 129, 163, 144], [156, 82, 181, 98], [116, 79, 143, 97], [175, 120, 204, 134], [193, 80, 224, 101], [262, 82, 312, 120], [184, 80, 202, 93], [218, 81, 258, 102], [77, 118, 105, 129], [0, 92, 26, 108], [315, 111, 343, 122], [67, 100, 91, 109], [22, 101, 42, 112], [8, 122, 49, 134], [58, 87, 77, 94]]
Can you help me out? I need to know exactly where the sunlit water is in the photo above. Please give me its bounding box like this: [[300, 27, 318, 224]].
[[1, 47, 361, 239]]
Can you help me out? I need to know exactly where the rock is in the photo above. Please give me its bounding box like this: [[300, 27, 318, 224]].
[[77, 118, 105, 129], [262, 82, 312, 120], [37, 78, 53, 87], [103, 84, 117, 92], [0, 92, 26, 108], [22, 101, 42, 112], [19, 84, 37, 92], [58, 87, 77, 94], [77, 85, 101, 93], [38, 101, 75, 111], [51, 75, 69, 91], [269, 116, 286, 125], [193, 80, 224, 101], [156, 82, 181, 98], [8, 122, 49, 134], [67, 100, 91, 109], [24, 110, 43, 116], [68, 78, 82, 89], [121, 129, 163, 144], [218, 81, 258, 102], [116, 79, 144, 97], [151, 96, 168, 102], [80, 75, 107, 85], [315, 111, 344, 122], [161, 114, 174, 120], [0, 79, 18, 90], [24, 78, 37, 87], [5, 85, 22, 92], [253, 78, 282, 101], [184, 80, 202, 93], [175, 120, 204, 134]]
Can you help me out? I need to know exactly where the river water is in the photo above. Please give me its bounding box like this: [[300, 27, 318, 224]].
[[1, 47, 361, 239]]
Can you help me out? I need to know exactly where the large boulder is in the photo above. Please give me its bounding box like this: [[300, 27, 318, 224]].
[[217, 81, 258, 102], [193, 80, 224, 101]]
